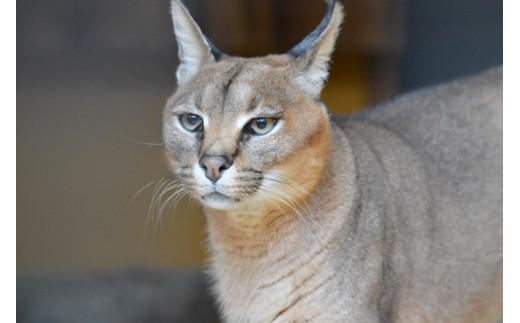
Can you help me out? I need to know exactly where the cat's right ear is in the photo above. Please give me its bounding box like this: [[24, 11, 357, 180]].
[[171, 0, 222, 86], [288, 0, 344, 98]]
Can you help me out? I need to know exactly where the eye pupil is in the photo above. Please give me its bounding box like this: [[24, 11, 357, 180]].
[[255, 118, 267, 129], [189, 114, 200, 125]]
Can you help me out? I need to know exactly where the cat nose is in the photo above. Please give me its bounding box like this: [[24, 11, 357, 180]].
[[199, 155, 233, 183]]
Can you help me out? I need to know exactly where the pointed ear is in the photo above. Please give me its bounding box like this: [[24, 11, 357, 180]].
[[171, 0, 222, 86], [289, 0, 344, 98]]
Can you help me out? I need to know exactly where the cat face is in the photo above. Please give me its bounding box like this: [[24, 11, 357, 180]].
[[163, 56, 330, 210], [163, 0, 343, 211]]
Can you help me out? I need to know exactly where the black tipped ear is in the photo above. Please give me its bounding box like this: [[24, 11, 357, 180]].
[[171, 0, 223, 85], [289, 0, 344, 98]]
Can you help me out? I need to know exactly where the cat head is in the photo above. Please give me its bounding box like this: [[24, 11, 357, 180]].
[[163, 0, 344, 211]]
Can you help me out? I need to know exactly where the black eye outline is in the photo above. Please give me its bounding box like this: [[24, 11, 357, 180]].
[[179, 113, 203, 132], [244, 117, 279, 136]]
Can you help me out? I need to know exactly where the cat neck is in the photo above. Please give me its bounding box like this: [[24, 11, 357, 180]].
[[204, 124, 358, 321]]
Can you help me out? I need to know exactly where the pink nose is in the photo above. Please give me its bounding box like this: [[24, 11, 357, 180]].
[[199, 155, 233, 183]]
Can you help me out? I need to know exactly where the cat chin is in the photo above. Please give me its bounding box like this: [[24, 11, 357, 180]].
[[200, 192, 240, 210]]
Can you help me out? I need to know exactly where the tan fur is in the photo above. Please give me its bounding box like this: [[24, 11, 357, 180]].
[[163, 1, 502, 322], [205, 110, 330, 255]]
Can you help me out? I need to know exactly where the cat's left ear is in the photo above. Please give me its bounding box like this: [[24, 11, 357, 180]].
[[171, 0, 222, 86], [289, 0, 344, 98]]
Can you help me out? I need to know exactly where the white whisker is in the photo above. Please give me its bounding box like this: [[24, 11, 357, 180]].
[[120, 134, 164, 147]]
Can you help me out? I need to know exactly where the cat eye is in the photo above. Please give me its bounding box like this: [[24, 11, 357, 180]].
[[245, 117, 278, 136], [179, 113, 203, 132]]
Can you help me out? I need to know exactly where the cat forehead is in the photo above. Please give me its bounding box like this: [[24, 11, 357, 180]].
[[172, 56, 293, 112], [201, 56, 290, 86]]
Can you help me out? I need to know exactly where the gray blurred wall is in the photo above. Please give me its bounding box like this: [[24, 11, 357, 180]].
[[401, 0, 502, 90]]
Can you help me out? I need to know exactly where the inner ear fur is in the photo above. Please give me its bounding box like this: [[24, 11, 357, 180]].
[[171, 0, 222, 85], [290, 1, 345, 98]]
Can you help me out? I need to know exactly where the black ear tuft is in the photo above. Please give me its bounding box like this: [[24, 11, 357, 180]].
[[288, 0, 344, 97], [205, 36, 224, 61], [289, 0, 338, 57]]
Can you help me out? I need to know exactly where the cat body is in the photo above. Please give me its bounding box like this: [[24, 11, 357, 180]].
[[206, 68, 502, 323], [163, 1, 502, 322]]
